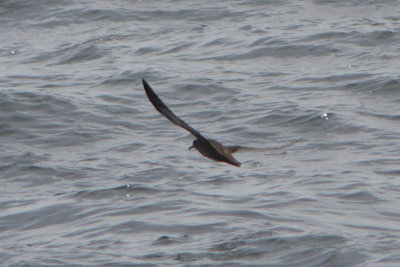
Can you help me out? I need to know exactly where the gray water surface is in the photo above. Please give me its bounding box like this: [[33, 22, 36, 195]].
[[1, 0, 400, 266]]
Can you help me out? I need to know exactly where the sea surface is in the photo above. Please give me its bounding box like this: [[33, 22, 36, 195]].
[[1, 0, 400, 266]]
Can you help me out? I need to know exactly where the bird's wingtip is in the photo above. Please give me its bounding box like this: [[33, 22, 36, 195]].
[[142, 79, 151, 91]]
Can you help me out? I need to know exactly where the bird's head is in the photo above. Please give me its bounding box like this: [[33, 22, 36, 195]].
[[188, 139, 199, 150]]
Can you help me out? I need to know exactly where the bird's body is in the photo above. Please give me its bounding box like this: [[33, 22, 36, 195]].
[[142, 79, 242, 167], [190, 139, 241, 167]]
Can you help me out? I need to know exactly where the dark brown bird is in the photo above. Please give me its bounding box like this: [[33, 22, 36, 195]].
[[142, 79, 247, 167]]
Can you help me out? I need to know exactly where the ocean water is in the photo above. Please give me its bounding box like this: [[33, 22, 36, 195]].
[[1, 0, 400, 266]]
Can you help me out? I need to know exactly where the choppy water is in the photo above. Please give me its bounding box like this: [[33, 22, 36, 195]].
[[1, 0, 400, 266]]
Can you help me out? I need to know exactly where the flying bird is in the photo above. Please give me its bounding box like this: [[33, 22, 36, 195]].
[[142, 79, 248, 167]]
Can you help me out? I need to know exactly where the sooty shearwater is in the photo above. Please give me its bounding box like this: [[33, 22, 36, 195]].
[[143, 79, 252, 167]]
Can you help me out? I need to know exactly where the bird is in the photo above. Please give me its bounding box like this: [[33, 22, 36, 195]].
[[142, 79, 247, 167]]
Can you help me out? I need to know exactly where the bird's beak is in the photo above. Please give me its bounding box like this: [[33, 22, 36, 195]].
[[189, 144, 194, 150]]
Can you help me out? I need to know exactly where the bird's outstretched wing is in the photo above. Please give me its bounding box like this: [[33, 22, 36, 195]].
[[143, 79, 206, 140], [227, 139, 302, 154], [226, 146, 257, 154]]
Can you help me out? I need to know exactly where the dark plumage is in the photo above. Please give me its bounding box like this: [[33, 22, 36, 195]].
[[142, 79, 243, 167]]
